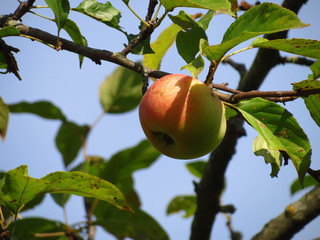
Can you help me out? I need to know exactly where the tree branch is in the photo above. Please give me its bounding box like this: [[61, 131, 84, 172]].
[[16, 24, 169, 79], [12, 0, 36, 20], [281, 55, 315, 66], [251, 185, 320, 240], [190, 0, 310, 239], [215, 87, 320, 103]]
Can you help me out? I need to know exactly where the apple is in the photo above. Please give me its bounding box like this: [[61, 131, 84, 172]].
[[139, 74, 226, 159]]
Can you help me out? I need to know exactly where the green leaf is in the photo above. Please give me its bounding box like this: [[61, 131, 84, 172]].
[[63, 19, 88, 68], [99, 66, 143, 113], [0, 166, 49, 214], [45, 0, 70, 37], [251, 38, 320, 60], [50, 193, 71, 207], [95, 201, 168, 240], [74, 0, 122, 32], [181, 54, 204, 78], [55, 121, 89, 167], [0, 97, 9, 141], [292, 79, 320, 91], [185, 161, 206, 178], [8, 101, 66, 121], [102, 140, 161, 184], [197, 10, 215, 31], [143, 23, 181, 70], [292, 80, 320, 127], [290, 175, 319, 195], [225, 105, 238, 120], [167, 195, 196, 218], [253, 134, 282, 177], [8, 217, 69, 240], [176, 27, 207, 63], [42, 171, 132, 211], [203, 3, 308, 61], [160, 0, 233, 16], [0, 26, 20, 37], [302, 94, 320, 127], [232, 98, 311, 185], [169, 11, 201, 30], [169, 10, 215, 31], [310, 60, 320, 79]]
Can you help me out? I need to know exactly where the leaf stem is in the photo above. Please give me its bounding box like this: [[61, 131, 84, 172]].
[[124, 2, 151, 27], [153, 9, 169, 28], [222, 46, 254, 61], [151, 3, 162, 23]]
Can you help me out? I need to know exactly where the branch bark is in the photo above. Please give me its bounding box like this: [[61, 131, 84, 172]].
[[251, 186, 320, 240], [190, 0, 310, 239]]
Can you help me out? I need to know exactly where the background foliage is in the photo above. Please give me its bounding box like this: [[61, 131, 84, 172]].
[[1, 0, 320, 239]]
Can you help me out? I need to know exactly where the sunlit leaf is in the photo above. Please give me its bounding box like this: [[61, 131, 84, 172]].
[[251, 38, 320, 60], [0, 26, 20, 37], [99, 66, 143, 113], [290, 175, 319, 195], [253, 134, 282, 177], [8, 217, 70, 240], [167, 195, 196, 218], [55, 121, 89, 167], [203, 3, 308, 61], [43, 171, 132, 211], [74, 0, 122, 32], [160, 0, 233, 16], [0, 166, 49, 214], [143, 23, 181, 70], [185, 161, 206, 178], [8, 101, 66, 121], [0, 165, 132, 215], [45, 0, 70, 37], [0, 97, 9, 141], [232, 98, 311, 185], [63, 19, 88, 67], [176, 27, 207, 63]]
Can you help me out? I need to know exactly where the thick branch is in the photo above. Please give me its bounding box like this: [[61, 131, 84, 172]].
[[252, 186, 320, 240], [16, 25, 168, 79], [12, 0, 36, 20], [190, 116, 246, 240], [190, 0, 309, 239]]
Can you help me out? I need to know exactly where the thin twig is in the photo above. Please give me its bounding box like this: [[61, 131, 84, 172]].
[[281, 56, 315, 66], [222, 58, 247, 79]]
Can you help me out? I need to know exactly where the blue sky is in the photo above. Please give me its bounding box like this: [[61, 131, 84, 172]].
[[1, 0, 320, 239]]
